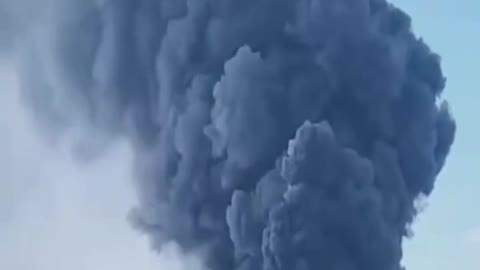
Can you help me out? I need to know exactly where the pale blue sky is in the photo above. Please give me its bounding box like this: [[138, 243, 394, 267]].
[[392, 1, 479, 269]]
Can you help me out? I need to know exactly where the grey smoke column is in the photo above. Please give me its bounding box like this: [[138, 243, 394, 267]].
[[18, 0, 456, 269]]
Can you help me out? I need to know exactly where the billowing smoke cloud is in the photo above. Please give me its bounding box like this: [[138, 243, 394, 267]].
[[12, 0, 456, 270]]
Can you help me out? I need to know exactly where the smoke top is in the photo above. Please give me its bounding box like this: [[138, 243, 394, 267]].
[[4, 0, 456, 270]]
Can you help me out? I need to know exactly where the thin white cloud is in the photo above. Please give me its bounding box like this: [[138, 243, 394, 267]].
[[464, 228, 480, 246]]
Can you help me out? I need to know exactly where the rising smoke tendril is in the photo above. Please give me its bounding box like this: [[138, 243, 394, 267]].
[[18, 0, 456, 270]]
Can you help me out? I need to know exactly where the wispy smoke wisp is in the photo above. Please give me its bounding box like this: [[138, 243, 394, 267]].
[[0, 58, 204, 270]]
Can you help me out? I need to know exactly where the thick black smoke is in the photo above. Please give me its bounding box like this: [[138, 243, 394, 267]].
[[17, 0, 455, 270]]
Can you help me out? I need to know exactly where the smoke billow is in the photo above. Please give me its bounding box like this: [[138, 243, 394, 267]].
[[13, 0, 456, 270]]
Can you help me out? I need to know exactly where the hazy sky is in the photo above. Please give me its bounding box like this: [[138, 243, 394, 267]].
[[0, 1, 477, 270], [0, 59, 204, 269]]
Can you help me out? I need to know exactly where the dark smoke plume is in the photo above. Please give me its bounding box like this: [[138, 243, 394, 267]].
[[16, 0, 455, 269]]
